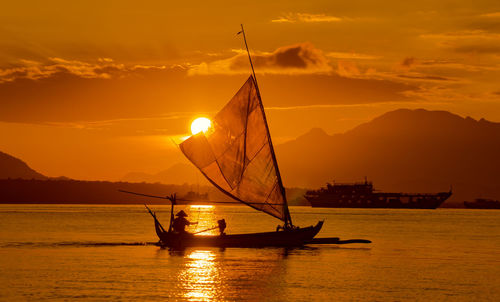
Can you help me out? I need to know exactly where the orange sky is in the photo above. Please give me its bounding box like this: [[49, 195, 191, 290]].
[[1, 1, 500, 180]]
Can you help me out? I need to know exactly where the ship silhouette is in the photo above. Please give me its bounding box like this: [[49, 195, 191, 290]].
[[305, 179, 452, 209], [464, 198, 500, 209]]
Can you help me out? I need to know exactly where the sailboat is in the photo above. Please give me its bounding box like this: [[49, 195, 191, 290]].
[[136, 26, 370, 249]]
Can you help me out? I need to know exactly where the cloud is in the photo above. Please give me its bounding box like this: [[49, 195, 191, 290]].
[[0, 58, 165, 83], [327, 52, 380, 60], [4, 43, 482, 129], [42, 112, 201, 137], [398, 74, 452, 82], [189, 42, 331, 75], [479, 12, 500, 18], [401, 86, 480, 104], [329, 56, 460, 86], [265, 101, 426, 111], [419, 29, 500, 55], [453, 44, 500, 54], [0, 64, 216, 124], [332, 57, 455, 84], [419, 30, 500, 51], [420, 30, 500, 41], [395, 58, 456, 82], [401, 57, 417, 69], [272, 13, 342, 23], [337, 61, 361, 77], [414, 59, 500, 73], [0, 55, 422, 126]]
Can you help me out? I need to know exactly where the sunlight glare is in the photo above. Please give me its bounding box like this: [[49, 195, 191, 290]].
[[189, 205, 214, 209], [191, 117, 211, 135], [182, 250, 218, 301]]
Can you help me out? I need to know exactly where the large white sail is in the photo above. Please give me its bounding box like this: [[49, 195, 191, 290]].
[[180, 76, 290, 222]]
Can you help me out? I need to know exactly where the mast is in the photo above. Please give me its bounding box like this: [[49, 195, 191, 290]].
[[239, 24, 293, 227]]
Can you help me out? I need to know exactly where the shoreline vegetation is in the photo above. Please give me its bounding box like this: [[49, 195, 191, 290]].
[[0, 178, 310, 206], [0, 178, 466, 208]]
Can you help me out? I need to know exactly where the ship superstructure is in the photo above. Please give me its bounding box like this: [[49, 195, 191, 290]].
[[305, 179, 451, 209]]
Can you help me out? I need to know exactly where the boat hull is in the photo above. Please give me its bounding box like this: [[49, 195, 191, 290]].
[[157, 221, 324, 249]]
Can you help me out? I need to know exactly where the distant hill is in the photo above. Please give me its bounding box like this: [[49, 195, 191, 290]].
[[0, 151, 47, 180], [0, 152, 308, 205], [276, 109, 500, 205], [0, 179, 211, 204], [120, 109, 500, 205], [0, 178, 308, 206]]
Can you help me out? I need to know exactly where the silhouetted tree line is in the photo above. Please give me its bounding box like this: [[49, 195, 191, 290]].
[[0, 178, 310, 205], [0, 178, 197, 204]]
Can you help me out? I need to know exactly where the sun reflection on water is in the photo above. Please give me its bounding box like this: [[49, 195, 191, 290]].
[[180, 250, 220, 301], [188, 205, 219, 236], [189, 205, 214, 209]]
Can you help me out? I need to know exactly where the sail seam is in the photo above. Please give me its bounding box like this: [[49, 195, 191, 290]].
[[213, 131, 245, 162], [246, 140, 267, 163], [181, 134, 235, 191], [209, 141, 236, 190], [214, 158, 234, 190], [263, 182, 281, 214], [263, 181, 277, 203]]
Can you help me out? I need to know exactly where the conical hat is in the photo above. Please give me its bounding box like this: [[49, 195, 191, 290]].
[[176, 210, 187, 217]]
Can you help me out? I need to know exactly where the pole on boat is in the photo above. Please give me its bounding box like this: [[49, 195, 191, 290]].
[[119, 189, 177, 233], [238, 24, 294, 228], [144, 204, 167, 233], [239, 24, 258, 85], [167, 193, 176, 233], [192, 225, 219, 235]]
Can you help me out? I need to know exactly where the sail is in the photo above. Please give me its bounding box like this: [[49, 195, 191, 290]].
[[179, 76, 289, 222]]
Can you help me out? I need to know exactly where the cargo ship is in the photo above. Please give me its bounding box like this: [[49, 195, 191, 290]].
[[305, 179, 452, 209]]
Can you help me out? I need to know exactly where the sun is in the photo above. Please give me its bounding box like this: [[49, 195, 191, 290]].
[[191, 117, 212, 135]]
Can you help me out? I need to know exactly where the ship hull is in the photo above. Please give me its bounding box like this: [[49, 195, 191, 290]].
[[157, 221, 324, 249], [306, 193, 452, 209], [308, 201, 445, 209], [305, 179, 452, 209]]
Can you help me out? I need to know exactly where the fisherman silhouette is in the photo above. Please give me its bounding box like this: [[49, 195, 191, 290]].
[[172, 210, 197, 234], [217, 219, 226, 235]]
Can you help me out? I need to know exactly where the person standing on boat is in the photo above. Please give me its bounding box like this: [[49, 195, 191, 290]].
[[172, 210, 197, 234], [217, 219, 226, 235]]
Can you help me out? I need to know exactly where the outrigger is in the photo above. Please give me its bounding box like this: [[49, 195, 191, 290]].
[[121, 25, 370, 249]]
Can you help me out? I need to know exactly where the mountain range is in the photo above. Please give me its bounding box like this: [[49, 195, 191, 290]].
[[0, 151, 47, 180], [276, 108, 500, 203], [2, 108, 500, 205]]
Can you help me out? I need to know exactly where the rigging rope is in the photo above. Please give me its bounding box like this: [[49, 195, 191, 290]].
[[193, 207, 201, 232]]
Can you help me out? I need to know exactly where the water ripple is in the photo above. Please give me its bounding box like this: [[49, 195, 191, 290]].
[[1, 241, 158, 248]]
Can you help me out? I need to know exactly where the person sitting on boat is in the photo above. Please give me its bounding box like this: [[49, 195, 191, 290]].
[[172, 210, 197, 234]]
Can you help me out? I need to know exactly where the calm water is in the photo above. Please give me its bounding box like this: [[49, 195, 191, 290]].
[[0, 205, 498, 301]]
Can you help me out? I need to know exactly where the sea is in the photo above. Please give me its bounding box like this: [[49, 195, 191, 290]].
[[0, 204, 498, 301]]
